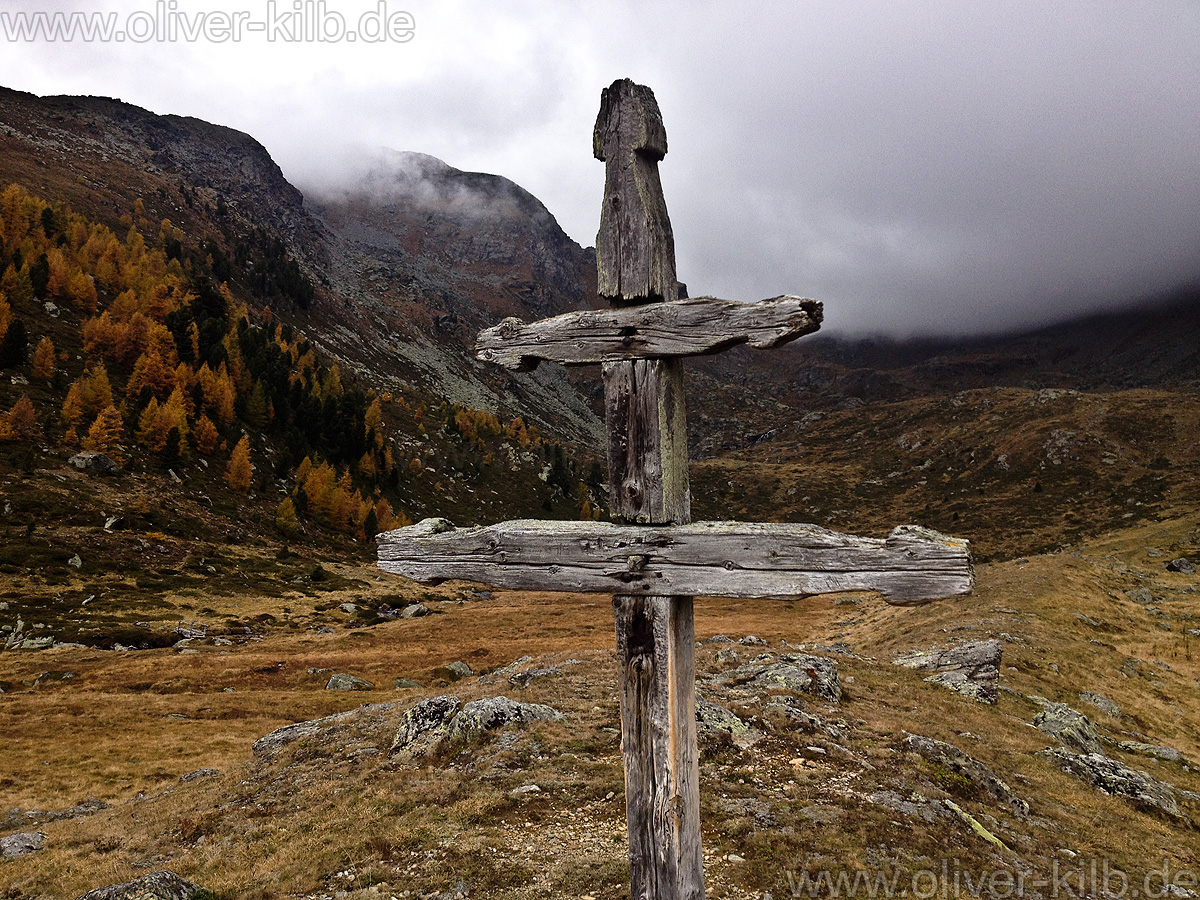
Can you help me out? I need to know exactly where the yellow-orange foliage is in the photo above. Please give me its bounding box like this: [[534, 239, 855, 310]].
[[31, 336, 55, 380], [0, 396, 39, 442], [193, 415, 220, 455], [61, 364, 114, 428], [226, 435, 252, 494], [275, 497, 298, 536], [83, 404, 125, 462]]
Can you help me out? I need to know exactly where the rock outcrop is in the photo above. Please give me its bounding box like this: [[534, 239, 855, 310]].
[[893, 639, 1001, 703], [75, 870, 208, 900]]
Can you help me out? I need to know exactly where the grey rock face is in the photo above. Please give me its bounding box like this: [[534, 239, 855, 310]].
[[326, 673, 374, 691], [1040, 749, 1184, 819], [390, 695, 462, 757], [74, 870, 207, 900], [1034, 703, 1104, 754], [393, 677, 424, 689], [904, 734, 1029, 816], [893, 639, 1002, 704], [1167, 558, 1197, 575], [0, 831, 45, 858], [400, 603, 431, 618]]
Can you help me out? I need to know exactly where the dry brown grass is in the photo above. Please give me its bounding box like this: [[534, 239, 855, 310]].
[[3, 510, 1199, 898]]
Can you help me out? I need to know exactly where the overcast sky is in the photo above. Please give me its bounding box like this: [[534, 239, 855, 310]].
[[2, 1, 1198, 336]]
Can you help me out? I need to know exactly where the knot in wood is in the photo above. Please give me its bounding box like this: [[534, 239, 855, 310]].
[[626, 554, 650, 573]]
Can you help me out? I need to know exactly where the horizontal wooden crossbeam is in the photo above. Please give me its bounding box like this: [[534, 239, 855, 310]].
[[475, 295, 822, 371], [378, 518, 973, 605]]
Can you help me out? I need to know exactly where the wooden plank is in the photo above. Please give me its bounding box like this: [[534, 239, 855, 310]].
[[604, 358, 690, 525], [594, 78, 678, 304], [476, 295, 823, 371], [377, 518, 975, 605], [615, 594, 704, 900]]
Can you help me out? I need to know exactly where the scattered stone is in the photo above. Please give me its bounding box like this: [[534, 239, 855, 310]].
[[104, 515, 122, 531], [705, 634, 733, 643], [74, 869, 209, 900], [338, 602, 359, 614], [508, 666, 562, 688], [695, 696, 760, 750], [1034, 703, 1104, 754], [393, 677, 423, 689], [67, 451, 119, 475], [868, 790, 948, 823], [1167, 558, 1197, 575], [1078, 691, 1121, 718], [714, 647, 740, 666], [1074, 613, 1102, 627], [904, 734, 1029, 816], [1117, 741, 1183, 762], [68, 554, 82, 569], [1040, 749, 1184, 819], [893, 640, 1001, 704], [400, 603, 431, 618], [0, 832, 46, 858], [179, 768, 221, 782], [167, 468, 183, 484], [739, 635, 768, 646], [326, 673, 374, 691], [510, 784, 542, 796], [307, 667, 332, 675]]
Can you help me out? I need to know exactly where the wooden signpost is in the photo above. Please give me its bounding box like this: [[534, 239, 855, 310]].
[[379, 79, 973, 900]]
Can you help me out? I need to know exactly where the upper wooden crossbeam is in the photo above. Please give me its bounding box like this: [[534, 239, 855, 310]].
[[378, 518, 974, 605], [476, 295, 823, 372]]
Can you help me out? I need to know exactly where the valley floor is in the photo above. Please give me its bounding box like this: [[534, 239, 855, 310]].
[[2, 511, 1199, 899]]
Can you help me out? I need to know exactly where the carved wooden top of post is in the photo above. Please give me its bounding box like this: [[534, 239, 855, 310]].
[[594, 78, 678, 306]]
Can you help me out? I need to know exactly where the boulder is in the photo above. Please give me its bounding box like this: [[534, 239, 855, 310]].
[[893, 640, 1001, 704], [390, 695, 562, 758], [0, 831, 45, 858], [447, 696, 562, 744], [720, 653, 842, 703], [67, 451, 119, 475], [1034, 703, 1103, 754], [393, 677, 424, 689], [74, 870, 208, 900], [1040, 748, 1184, 819], [1167, 558, 1197, 575], [325, 673, 374, 691], [390, 695, 462, 758], [439, 661, 473, 680], [400, 603, 431, 618], [1126, 587, 1155, 604], [904, 734, 1029, 816], [695, 696, 760, 750]]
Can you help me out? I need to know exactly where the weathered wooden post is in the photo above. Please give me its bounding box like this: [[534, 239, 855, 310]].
[[595, 78, 702, 900], [380, 78, 975, 900]]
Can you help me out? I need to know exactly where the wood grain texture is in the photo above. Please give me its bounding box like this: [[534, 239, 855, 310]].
[[593, 78, 678, 304], [615, 594, 705, 900], [476, 295, 823, 371], [604, 358, 690, 525], [377, 518, 975, 605]]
